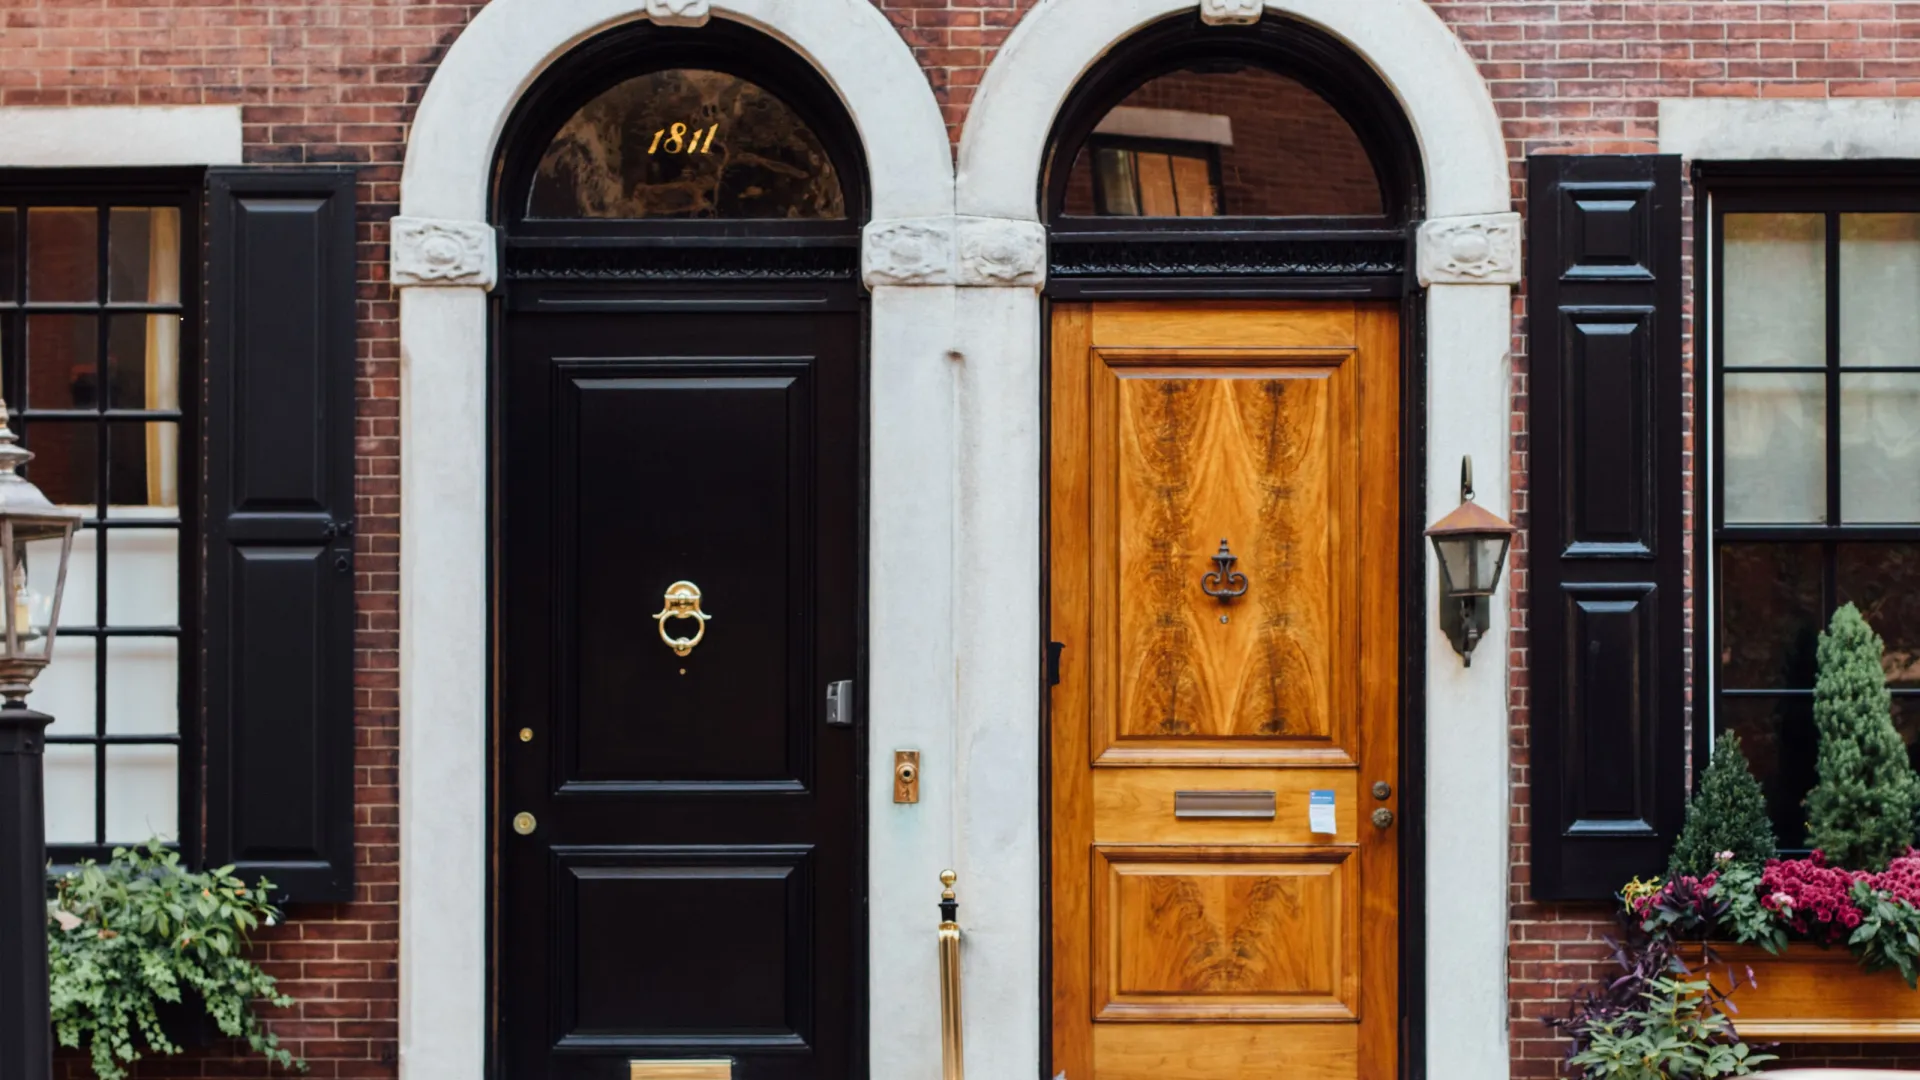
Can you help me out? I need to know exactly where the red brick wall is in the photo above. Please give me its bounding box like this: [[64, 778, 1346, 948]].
[[1424, 4, 1920, 1075], [8, 1, 1920, 1077], [3, 3, 482, 1077]]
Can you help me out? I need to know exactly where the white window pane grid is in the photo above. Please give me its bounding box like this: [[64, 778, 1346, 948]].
[[3, 198, 188, 852]]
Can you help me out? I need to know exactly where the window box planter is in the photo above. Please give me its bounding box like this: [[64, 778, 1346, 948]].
[[1696, 943, 1920, 1042]]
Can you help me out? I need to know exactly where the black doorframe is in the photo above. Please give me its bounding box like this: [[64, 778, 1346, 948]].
[[483, 19, 873, 1080], [1033, 13, 1430, 1080]]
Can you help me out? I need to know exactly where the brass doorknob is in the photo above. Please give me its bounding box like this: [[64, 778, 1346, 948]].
[[512, 812, 537, 835], [1371, 807, 1394, 829]]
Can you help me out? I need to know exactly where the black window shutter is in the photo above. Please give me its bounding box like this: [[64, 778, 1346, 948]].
[[1526, 154, 1686, 900], [202, 168, 358, 902]]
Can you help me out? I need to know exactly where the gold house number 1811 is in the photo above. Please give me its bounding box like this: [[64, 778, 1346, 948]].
[[649, 123, 720, 155]]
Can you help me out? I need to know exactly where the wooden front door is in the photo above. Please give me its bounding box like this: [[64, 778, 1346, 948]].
[[497, 309, 864, 1080], [1049, 301, 1401, 1080]]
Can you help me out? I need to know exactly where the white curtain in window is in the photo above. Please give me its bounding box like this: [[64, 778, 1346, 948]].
[[144, 207, 178, 508]]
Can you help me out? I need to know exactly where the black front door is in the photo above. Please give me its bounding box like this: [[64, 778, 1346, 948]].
[[497, 309, 864, 1080]]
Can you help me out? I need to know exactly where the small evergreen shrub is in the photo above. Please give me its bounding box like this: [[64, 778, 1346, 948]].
[[1806, 603, 1920, 871], [1667, 730, 1777, 878]]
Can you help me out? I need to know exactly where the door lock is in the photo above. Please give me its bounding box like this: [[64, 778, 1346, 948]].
[[1371, 807, 1395, 829], [1372, 781, 1392, 800], [512, 812, 537, 835], [894, 750, 920, 804], [825, 680, 854, 727]]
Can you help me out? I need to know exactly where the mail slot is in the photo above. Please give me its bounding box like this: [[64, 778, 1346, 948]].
[[630, 1061, 731, 1080], [1173, 790, 1277, 819]]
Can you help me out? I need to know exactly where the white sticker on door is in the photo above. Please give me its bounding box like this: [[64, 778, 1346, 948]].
[[1309, 789, 1336, 834]]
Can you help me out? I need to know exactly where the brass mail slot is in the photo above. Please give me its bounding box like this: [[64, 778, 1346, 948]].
[[630, 1060, 731, 1080], [1173, 789, 1277, 819]]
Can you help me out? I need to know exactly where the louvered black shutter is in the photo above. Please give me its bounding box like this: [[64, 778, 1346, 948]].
[[1526, 155, 1686, 899], [202, 169, 358, 902]]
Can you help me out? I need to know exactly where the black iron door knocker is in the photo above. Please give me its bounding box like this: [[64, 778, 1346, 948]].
[[1201, 538, 1248, 599]]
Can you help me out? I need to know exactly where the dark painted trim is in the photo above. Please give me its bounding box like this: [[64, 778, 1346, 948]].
[[1398, 264, 1430, 1080]]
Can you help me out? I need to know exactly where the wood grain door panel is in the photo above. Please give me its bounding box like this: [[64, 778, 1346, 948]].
[[1097, 350, 1358, 764], [1051, 301, 1399, 1080], [1094, 846, 1358, 1021], [1093, 1023, 1359, 1080]]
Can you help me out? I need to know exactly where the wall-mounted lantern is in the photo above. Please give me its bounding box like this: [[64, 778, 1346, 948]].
[[1425, 456, 1518, 667]]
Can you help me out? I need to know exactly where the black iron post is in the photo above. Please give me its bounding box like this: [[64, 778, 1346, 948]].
[[0, 703, 53, 1080]]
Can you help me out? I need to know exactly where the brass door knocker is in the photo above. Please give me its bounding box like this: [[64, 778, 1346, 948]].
[[1201, 539, 1248, 599], [653, 580, 711, 657]]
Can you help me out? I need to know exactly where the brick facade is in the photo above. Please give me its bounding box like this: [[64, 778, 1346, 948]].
[[8, 0, 1920, 1076]]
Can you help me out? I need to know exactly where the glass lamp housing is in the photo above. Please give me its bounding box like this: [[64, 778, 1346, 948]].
[[0, 402, 80, 703], [1424, 496, 1519, 665]]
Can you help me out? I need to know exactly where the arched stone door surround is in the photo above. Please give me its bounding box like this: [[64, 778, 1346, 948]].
[[394, 3, 951, 1078], [952, 3, 1517, 1077], [395, 0, 1518, 1077]]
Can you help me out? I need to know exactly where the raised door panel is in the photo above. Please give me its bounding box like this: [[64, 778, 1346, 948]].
[[552, 847, 812, 1052], [1094, 847, 1357, 1021], [1092, 769, 1357, 845], [553, 364, 812, 791], [1092, 1024, 1358, 1080], [1093, 351, 1359, 765]]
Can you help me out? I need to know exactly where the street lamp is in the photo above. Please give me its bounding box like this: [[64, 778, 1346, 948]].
[[1425, 455, 1518, 667], [0, 398, 82, 1080]]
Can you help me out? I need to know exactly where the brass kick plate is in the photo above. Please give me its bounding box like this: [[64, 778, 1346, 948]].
[[1174, 789, 1277, 819], [630, 1060, 731, 1080]]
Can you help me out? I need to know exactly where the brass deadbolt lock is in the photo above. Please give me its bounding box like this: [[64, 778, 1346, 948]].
[[1371, 807, 1395, 829], [1372, 781, 1392, 800], [894, 750, 921, 804]]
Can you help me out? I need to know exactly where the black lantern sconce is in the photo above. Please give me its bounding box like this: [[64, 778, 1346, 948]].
[[1425, 456, 1518, 667]]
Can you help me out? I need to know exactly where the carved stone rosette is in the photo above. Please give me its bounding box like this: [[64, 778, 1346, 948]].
[[862, 218, 956, 286], [644, 0, 711, 28], [391, 216, 496, 288], [956, 218, 1045, 288], [1199, 0, 1263, 26], [862, 216, 1047, 290], [1416, 212, 1522, 287]]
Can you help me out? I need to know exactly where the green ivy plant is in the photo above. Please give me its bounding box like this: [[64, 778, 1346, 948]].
[[46, 841, 304, 1080]]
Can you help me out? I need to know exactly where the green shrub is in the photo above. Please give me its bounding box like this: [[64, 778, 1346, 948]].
[[1566, 973, 1774, 1080], [47, 841, 303, 1080], [1806, 603, 1920, 871], [1667, 731, 1776, 878]]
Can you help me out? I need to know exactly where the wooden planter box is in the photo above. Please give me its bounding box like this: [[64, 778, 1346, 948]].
[[1700, 944, 1920, 1042]]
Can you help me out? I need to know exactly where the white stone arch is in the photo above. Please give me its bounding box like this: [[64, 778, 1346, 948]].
[[393, 4, 954, 1079], [952, 4, 1518, 1080]]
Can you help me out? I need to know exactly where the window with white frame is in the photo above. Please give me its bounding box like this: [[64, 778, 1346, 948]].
[[0, 176, 197, 860], [1708, 174, 1920, 850]]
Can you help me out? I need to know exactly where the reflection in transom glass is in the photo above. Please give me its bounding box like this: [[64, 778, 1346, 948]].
[[1059, 66, 1383, 218], [528, 69, 845, 220]]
